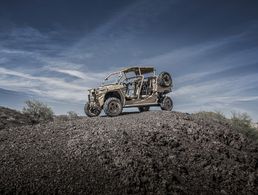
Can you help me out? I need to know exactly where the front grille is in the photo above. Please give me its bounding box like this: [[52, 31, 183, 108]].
[[88, 91, 96, 102]]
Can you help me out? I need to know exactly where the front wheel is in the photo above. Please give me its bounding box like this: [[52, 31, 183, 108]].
[[160, 96, 173, 111], [84, 102, 101, 117], [103, 97, 122, 117]]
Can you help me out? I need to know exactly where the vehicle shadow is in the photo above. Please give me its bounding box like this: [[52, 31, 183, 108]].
[[101, 111, 140, 117]]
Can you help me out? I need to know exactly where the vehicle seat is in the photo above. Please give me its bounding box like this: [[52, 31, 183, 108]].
[[125, 76, 142, 100]]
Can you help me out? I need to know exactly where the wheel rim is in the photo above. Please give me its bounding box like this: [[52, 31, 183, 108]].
[[163, 74, 171, 85], [164, 75, 169, 82], [109, 101, 120, 114]]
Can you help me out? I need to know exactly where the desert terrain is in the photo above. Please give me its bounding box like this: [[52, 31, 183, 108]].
[[0, 107, 258, 194]]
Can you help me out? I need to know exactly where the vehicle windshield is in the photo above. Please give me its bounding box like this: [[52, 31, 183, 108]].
[[102, 72, 124, 86], [124, 71, 136, 79]]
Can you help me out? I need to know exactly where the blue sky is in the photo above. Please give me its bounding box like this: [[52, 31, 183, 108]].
[[0, 0, 258, 120]]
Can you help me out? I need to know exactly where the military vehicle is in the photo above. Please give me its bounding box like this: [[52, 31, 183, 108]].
[[84, 66, 173, 117]]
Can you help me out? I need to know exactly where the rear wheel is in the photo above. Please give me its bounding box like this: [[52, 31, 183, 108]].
[[104, 97, 122, 117], [84, 102, 101, 117], [138, 106, 150, 112], [160, 96, 173, 111]]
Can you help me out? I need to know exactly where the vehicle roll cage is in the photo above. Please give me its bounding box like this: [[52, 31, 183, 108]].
[[104, 66, 156, 82]]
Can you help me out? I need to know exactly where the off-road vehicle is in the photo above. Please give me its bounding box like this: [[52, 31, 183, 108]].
[[84, 66, 173, 117]]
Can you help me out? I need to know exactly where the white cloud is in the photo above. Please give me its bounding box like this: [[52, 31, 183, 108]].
[[0, 67, 92, 102], [0, 48, 34, 55], [46, 66, 107, 81], [174, 73, 258, 99], [171, 71, 258, 120], [10, 26, 48, 40], [0, 67, 33, 79], [0, 24, 111, 103], [175, 71, 213, 84]]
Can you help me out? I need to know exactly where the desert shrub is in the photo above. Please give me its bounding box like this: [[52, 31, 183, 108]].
[[22, 100, 54, 123], [67, 111, 79, 119], [194, 111, 258, 142], [230, 112, 258, 141], [54, 112, 79, 122], [194, 111, 227, 123], [56, 115, 69, 121], [194, 111, 258, 141]]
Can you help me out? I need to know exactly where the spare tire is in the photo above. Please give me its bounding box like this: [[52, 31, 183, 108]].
[[158, 72, 172, 87]]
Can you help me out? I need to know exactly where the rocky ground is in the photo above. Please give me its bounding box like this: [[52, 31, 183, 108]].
[[0, 108, 258, 194], [0, 106, 34, 130]]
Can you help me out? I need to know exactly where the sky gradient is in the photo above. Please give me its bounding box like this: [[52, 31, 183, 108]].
[[0, 0, 258, 120]]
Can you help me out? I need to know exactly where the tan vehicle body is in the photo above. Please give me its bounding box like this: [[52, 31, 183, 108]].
[[85, 66, 173, 117]]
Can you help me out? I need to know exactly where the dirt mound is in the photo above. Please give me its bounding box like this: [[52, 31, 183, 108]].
[[0, 111, 258, 194], [0, 106, 34, 130]]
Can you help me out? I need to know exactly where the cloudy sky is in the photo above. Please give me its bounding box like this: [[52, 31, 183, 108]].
[[0, 0, 258, 120]]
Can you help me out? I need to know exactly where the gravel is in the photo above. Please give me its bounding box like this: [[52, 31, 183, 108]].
[[0, 110, 258, 194]]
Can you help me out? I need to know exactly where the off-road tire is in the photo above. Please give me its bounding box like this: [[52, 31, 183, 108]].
[[84, 102, 101, 117], [160, 96, 173, 111], [158, 72, 172, 87], [104, 97, 122, 117], [138, 106, 150, 112]]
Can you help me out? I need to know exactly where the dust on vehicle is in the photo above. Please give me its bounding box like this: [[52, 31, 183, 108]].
[[84, 66, 173, 117]]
